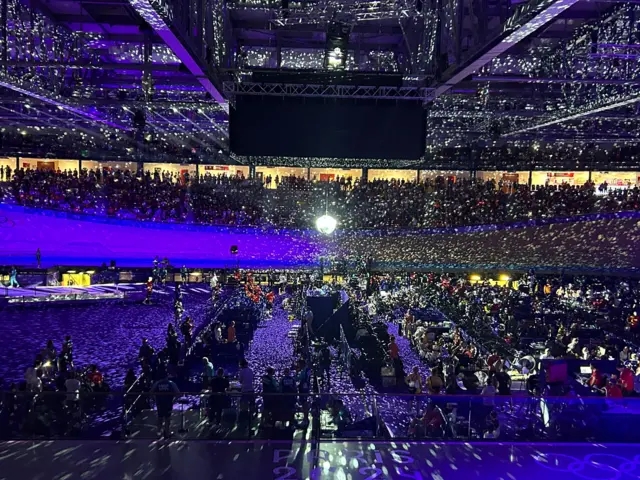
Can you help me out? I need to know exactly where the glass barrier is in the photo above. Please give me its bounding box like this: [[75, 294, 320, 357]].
[[2, 390, 639, 442], [0, 284, 147, 304]]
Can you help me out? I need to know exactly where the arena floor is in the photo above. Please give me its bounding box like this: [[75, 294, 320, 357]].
[[0, 439, 637, 479], [0, 204, 321, 268], [0, 284, 212, 386]]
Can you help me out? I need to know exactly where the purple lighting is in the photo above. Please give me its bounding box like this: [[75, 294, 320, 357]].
[[0, 440, 639, 479], [0, 205, 325, 268]]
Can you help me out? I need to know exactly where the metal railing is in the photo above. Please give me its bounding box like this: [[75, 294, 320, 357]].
[[2, 390, 639, 442], [0, 285, 141, 304], [122, 289, 238, 430]]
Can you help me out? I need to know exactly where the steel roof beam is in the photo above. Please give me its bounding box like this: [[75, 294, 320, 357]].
[[124, 0, 228, 114], [0, 75, 130, 130], [0, 61, 182, 71], [426, 0, 582, 103], [53, 14, 142, 25], [505, 91, 640, 135], [239, 38, 401, 49], [232, 20, 403, 34]]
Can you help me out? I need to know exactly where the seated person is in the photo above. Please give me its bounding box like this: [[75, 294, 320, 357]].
[[406, 366, 423, 394], [65, 372, 82, 403], [483, 410, 500, 439], [422, 403, 445, 437], [86, 365, 104, 390], [426, 369, 444, 395]]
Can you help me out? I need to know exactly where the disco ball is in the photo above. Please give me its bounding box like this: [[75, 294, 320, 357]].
[[316, 214, 337, 235]]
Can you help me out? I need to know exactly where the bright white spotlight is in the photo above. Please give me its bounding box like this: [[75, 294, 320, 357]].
[[316, 214, 337, 235]]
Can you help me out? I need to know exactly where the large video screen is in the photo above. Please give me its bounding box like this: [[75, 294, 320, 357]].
[[230, 95, 425, 159]]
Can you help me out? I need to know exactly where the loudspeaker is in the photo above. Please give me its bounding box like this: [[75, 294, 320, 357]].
[[110, 260, 117, 268], [230, 246, 238, 255]]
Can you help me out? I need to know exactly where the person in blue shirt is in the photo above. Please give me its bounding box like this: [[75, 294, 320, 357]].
[[151, 375, 180, 439], [180, 265, 188, 284], [202, 357, 214, 389], [9, 266, 19, 288]]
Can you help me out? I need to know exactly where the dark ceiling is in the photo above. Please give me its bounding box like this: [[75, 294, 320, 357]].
[[0, 0, 638, 167]]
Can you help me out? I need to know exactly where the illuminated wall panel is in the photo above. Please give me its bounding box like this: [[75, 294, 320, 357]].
[[256, 167, 307, 187], [309, 168, 362, 182], [0, 157, 16, 172], [477, 170, 530, 183], [144, 163, 197, 175], [420, 170, 471, 182], [369, 169, 418, 182], [591, 171, 639, 188], [200, 165, 249, 177], [530, 171, 589, 186]]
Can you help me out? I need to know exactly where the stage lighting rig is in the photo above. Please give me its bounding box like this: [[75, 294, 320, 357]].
[[324, 21, 351, 70]]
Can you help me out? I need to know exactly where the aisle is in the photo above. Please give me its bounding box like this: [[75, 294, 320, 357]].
[[387, 321, 430, 380], [245, 296, 299, 391], [327, 347, 375, 422], [380, 322, 432, 435], [324, 320, 433, 437]]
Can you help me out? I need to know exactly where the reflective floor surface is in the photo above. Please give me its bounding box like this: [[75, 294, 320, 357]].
[[0, 440, 638, 480]]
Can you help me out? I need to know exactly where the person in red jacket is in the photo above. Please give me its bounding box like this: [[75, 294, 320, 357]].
[[588, 366, 605, 389], [605, 377, 623, 398], [617, 364, 635, 394], [266, 291, 275, 304]]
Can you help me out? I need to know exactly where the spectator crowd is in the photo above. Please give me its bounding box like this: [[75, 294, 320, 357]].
[[2, 165, 639, 229]]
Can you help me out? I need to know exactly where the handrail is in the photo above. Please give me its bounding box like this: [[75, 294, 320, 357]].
[[185, 291, 234, 359], [4, 390, 640, 401], [123, 289, 237, 424]]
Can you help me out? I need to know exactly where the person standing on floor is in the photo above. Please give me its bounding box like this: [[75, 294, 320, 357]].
[[151, 374, 180, 439], [180, 265, 188, 284], [36, 248, 41, 268], [208, 368, 229, 424], [238, 358, 255, 415], [144, 277, 153, 305], [9, 266, 19, 288]]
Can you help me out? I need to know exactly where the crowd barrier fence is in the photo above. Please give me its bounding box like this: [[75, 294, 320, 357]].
[[2, 390, 639, 443]]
